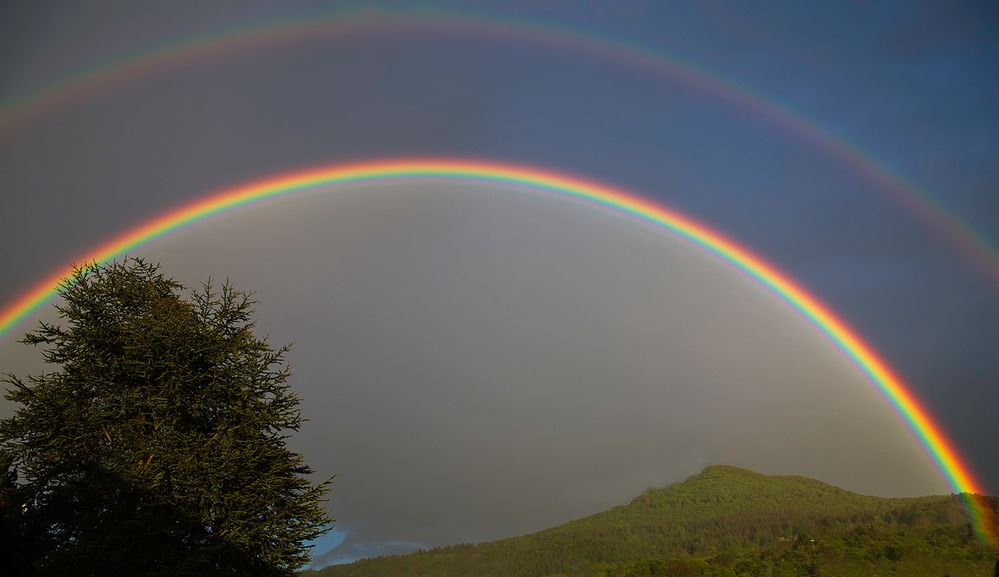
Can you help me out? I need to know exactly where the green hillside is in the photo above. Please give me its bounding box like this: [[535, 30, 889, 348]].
[[309, 465, 999, 577]]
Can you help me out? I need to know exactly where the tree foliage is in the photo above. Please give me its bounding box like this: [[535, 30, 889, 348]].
[[0, 258, 332, 576]]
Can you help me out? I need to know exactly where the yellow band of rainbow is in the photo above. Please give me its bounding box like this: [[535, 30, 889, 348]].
[[0, 159, 992, 543]]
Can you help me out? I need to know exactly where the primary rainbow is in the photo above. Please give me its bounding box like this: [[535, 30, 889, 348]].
[[0, 158, 993, 544]]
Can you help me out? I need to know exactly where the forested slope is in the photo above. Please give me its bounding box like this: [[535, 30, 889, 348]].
[[310, 465, 999, 577]]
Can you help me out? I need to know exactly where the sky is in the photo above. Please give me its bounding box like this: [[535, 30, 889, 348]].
[[0, 0, 997, 568]]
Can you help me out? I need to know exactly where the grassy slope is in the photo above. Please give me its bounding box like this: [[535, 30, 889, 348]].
[[312, 465, 999, 577]]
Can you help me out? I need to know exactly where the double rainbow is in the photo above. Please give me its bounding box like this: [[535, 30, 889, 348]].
[[0, 159, 993, 543], [1, 9, 995, 285]]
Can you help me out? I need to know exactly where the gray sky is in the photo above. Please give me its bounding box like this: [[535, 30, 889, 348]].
[[3, 182, 943, 564], [0, 0, 996, 568]]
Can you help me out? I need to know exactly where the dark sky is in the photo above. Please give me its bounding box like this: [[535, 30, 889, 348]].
[[1, 0, 997, 568]]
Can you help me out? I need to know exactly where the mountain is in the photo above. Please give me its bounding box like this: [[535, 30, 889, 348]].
[[309, 465, 999, 577]]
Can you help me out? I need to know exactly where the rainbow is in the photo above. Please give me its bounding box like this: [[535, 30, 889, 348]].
[[0, 8, 995, 286], [0, 159, 993, 544]]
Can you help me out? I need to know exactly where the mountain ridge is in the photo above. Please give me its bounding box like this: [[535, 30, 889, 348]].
[[310, 465, 999, 577]]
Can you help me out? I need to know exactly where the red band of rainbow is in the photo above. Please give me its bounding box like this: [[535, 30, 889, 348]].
[[0, 159, 993, 543]]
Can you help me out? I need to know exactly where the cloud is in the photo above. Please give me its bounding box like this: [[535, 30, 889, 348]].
[[310, 534, 428, 569], [305, 527, 347, 569]]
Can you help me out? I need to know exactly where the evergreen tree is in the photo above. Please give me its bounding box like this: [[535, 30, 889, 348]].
[[0, 258, 332, 576]]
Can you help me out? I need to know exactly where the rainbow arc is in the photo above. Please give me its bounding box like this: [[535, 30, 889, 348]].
[[1, 10, 995, 284], [0, 159, 993, 544]]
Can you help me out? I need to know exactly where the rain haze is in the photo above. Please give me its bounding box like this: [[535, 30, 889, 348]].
[[1, 0, 997, 568]]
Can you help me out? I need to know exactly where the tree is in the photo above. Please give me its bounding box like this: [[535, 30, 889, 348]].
[[0, 258, 332, 576]]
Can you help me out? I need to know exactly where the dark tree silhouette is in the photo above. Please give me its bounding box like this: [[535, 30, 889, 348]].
[[1, 259, 332, 576]]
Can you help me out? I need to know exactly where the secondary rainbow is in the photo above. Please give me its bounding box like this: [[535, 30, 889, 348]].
[[0, 159, 993, 544], [0, 9, 995, 285]]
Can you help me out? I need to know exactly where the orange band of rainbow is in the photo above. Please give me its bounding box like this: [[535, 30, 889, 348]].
[[0, 159, 992, 543]]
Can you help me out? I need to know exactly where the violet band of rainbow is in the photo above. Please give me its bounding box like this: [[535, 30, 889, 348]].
[[0, 159, 992, 544]]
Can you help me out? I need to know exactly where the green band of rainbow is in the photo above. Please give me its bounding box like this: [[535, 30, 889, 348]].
[[0, 159, 993, 543]]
